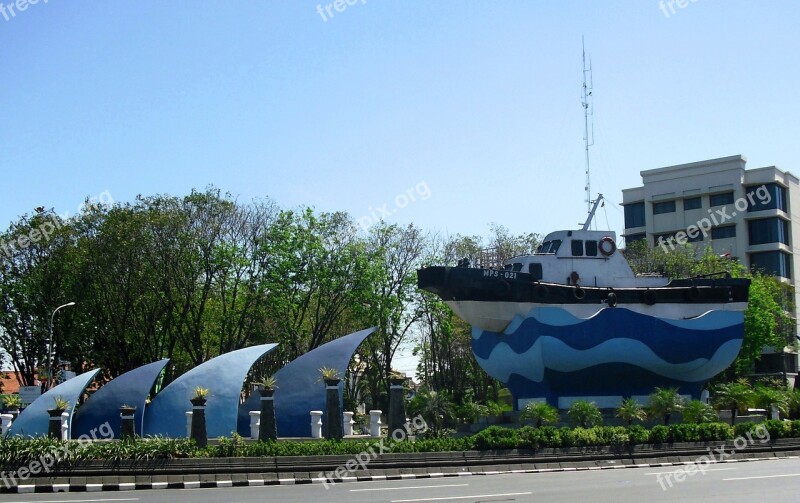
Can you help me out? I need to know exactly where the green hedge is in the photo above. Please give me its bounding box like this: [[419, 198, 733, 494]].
[[1, 421, 798, 466]]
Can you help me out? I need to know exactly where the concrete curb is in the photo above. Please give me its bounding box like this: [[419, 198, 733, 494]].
[[7, 453, 800, 493]]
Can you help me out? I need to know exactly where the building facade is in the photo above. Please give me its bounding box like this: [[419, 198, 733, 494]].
[[621, 155, 799, 381]]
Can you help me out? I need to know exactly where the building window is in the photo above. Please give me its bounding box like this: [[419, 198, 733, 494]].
[[747, 183, 787, 212], [711, 225, 736, 239], [709, 192, 734, 206], [748, 218, 789, 245], [653, 200, 676, 215], [624, 202, 646, 228], [683, 197, 702, 210], [625, 233, 645, 246], [687, 232, 703, 243], [654, 233, 675, 247], [585, 240, 598, 256], [750, 251, 792, 279], [571, 240, 584, 256]]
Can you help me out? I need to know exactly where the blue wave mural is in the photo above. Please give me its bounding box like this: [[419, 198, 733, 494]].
[[472, 307, 744, 406]]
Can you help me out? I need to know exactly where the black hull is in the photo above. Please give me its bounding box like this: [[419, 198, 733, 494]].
[[417, 266, 751, 306]]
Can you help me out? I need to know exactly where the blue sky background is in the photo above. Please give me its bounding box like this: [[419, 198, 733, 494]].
[[2, 1, 798, 375]]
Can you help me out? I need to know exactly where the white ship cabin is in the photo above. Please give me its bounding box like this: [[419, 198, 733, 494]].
[[502, 230, 668, 288]]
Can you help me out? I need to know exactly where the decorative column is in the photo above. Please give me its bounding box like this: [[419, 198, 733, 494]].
[[324, 378, 342, 440], [258, 388, 277, 441], [369, 410, 382, 438], [185, 411, 193, 438], [47, 408, 64, 439], [388, 377, 407, 438], [343, 411, 354, 436], [249, 411, 261, 439], [310, 410, 323, 439], [0, 414, 13, 436], [60, 412, 69, 440], [119, 405, 136, 440], [189, 397, 207, 448]]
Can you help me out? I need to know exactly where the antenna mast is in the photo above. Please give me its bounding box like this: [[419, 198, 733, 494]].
[[581, 36, 594, 219]]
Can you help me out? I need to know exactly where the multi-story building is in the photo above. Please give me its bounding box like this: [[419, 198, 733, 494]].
[[621, 155, 799, 383]]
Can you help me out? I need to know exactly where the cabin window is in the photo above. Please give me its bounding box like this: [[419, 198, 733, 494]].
[[585, 240, 598, 256], [529, 263, 543, 280], [549, 240, 562, 253], [512, 263, 523, 272], [571, 240, 584, 256], [503, 263, 513, 271]]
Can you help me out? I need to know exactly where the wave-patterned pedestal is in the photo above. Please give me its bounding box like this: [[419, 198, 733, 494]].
[[471, 307, 744, 408]]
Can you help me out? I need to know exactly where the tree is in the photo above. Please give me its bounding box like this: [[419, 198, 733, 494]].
[[519, 402, 560, 427], [567, 400, 603, 428], [615, 398, 647, 426], [682, 400, 717, 424], [753, 380, 790, 418], [712, 379, 755, 425], [647, 387, 685, 425], [408, 389, 454, 436]]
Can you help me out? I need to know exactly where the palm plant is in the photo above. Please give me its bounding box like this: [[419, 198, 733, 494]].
[[192, 386, 210, 400], [319, 367, 341, 381], [519, 402, 560, 427], [712, 379, 754, 425], [411, 389, 454, 435], [615, 398, 647, 426], [789, 388, 800, 420], [681, 400, 717, 424], [567, 400, 603, 428], [52, 396, 70, 411], [3, 394, 22, 410], [754, 383, 790, 418], [255, 375, 278, 390], [647, 387, 685, 425]]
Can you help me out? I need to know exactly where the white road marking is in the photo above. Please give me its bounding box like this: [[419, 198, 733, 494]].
[[3, 499, 138, 503], [724, 473, 800, 481], [392, 492, 532, 502], [351, 483, 469, 492], [644, 467, 737, 475]]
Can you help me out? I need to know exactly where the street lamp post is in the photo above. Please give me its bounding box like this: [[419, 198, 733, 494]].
[[48, 302, 75, 390]]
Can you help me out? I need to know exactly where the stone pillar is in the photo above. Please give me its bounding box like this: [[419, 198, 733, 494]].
[[258, 389, 277, 442], [189, 399, 207, 448], [60, 412, 69, 440], [388, 378, 406, 438], [47, 409, 63, 439], [185, 411, 193, 438], [771, 405, 780, 420], [249, 411, 260, 439], [324, 379, 342, 440], [120, 407, 136, 440], [369, 410, 382, 438], [343, 411, 354, 436], [0, 414, 13, 436], [310, 410, 323, 439]]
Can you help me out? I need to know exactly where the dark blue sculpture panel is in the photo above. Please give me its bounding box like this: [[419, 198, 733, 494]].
[[7, 369, 100, 437], [144, 344, 277, 438], [72, 359, 169, 439], [237, 327, 376, 437]]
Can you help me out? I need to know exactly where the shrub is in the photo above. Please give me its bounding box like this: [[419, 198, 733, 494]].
[[473, 426, 519, 450], [567, 401, 603, 428], [519, 402, 559, 427], [649, 425, 669, 444], [791, 420, 800, 438], [761, 419, 789, 440], [558, 427, 575, 447], [572, 427, 602, 447], [667, 424, 700, 442], [696, 422, 734, 441], [626, 424, 650, 444]]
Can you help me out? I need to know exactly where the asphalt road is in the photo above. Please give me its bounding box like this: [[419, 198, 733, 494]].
[[2, 457, 799, 503]]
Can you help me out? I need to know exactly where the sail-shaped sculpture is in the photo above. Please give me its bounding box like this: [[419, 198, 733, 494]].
[[7, 369, 100, 437], [72, 359, 170, 439], [237, 327, 376, 437], [144, 344, 277, 438]]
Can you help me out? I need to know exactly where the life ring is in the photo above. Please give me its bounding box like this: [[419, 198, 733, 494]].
[[570, 271, 580, 285], [573, 286, 586, 300], [534, 284, 549, 300], [643, 290, 657, 306], [686, 286, 700, 301], [599, 237, 616, 257], [606, 291, 618, 307]]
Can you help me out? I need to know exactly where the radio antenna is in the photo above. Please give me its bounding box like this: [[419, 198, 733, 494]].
[[581, 36, 595, 219]]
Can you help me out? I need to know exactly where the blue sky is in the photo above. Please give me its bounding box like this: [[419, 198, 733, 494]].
[[2, 1, 798, 374]]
